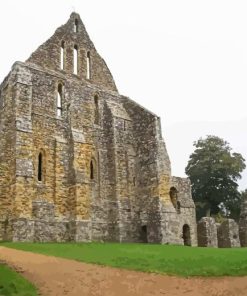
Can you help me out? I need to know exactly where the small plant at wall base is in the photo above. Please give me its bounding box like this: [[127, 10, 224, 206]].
[[185, 135, 246, 221]]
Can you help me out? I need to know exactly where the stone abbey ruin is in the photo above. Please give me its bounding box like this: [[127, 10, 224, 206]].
[[0, 13, 246, 247]]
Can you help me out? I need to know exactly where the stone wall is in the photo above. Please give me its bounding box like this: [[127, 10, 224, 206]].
[[197, 217, 218, 247], [0, 13, 198, 245], [217, 219, 240, 248], [0, 71, 17, 239], [26, 12, 117, 92], [239, 197, 247, 247], [197, 217, 244, 248]]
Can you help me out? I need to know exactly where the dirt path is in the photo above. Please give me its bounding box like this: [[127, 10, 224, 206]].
[[0, 247, 247, 296]]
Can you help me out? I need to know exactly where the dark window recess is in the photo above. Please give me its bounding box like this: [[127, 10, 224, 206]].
[[38, 153, 42, 181], [141, 225, 148, 243], [94, 95, 99, 124], [57, 84, 63, 116], [90, 160, 94, 180]]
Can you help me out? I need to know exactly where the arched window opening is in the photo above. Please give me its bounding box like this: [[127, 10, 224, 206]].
[[141, 225, 148, 243], [133, 177, 136, 186], [182, 224, 191, 246], [94, 95, 99, 125], [90, 160, 94, 180], [60, 41, 65, 70], [73, 45, 78, 75], [169, 187, 178, 209], [86, 51, 91, 79], [74, 19, 78, 33], [38, 152, 42, 181], [57, 84, 63, 117]]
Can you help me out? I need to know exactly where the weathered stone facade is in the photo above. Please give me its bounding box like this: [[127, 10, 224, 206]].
[[197, 217, 218, 247], [239, 196, 247, 247], [0, 13, 197, 245], [217, 219, 240, 248], [197, 217, 243, 248]]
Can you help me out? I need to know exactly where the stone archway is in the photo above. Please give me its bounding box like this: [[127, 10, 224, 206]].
[[182, 224, 191, 246], [140, 225, 148, 243]]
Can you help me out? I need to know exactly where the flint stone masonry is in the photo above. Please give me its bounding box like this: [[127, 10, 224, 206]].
[[217, 219, 240, 248], [0, 12, 197, 245], [239, 197, 247, 247], [197, 217, 218, 247]]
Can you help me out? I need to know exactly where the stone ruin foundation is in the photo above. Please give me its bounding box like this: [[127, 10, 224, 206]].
[[217, 219, 240, 248], [197, 217, 243, 248], [197, 217, 218, 247], [239, 197, 247, 247]]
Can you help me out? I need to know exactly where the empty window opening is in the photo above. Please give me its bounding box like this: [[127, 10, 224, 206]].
[[86, 51, 91, 79], [57, 84, 63, 117], [94, 95, 99, 124], [182, 224, 191, 246], [177, 201, 181, 214], [169, 187, 178, 209], [141, 225, 148, 243], [133, 177, 136, 186], [74, 19, 78, 33], [38, 153, 42, 181], [73, 45, 78, 75], [60, 41, 65, 70], [90, 160, 94, 180]]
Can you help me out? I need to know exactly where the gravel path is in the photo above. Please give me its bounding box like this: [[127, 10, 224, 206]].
[[0, 246, 246, 296]]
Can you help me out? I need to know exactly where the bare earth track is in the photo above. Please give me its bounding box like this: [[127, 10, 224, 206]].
[[0, 247, 247, 296]]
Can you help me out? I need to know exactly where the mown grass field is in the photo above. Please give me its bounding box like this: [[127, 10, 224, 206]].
[[0, 263, 38, 296], [2, 242, 247, 277]]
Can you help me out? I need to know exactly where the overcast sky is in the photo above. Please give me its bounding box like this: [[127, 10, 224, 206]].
[[0, 0, 246, 190]]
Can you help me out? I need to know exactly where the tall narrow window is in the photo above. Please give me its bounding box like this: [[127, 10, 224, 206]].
[[90, 160, 94, 180], [74, 19, 78, 33], [94, 95, 99, 125], [38, 153, 42, 181], [60, 41, 65, 70], [57, 84, 63, 117], [74, 45, 78, 75], [86, 51, 91, 79]]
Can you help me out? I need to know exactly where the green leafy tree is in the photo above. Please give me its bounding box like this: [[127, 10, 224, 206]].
[[185, 135, 246, 220]]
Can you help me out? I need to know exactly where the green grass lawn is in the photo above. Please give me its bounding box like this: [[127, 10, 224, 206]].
[[1, 242, 247, 277], [0, 263, 38, 296]]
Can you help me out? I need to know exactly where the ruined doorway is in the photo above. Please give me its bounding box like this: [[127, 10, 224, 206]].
[[182, 224, 191, 246], [141, 225, 148, 243]]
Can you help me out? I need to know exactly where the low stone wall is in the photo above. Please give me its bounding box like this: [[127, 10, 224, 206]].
[[197, 217, 218, 247], [0, 220, 6, 241], [12, 218, 35, 242], [74, 220, 92, 242], [239, 198, 247, 247], [239, 218, 247, 247], [217, 219, 240, 248]]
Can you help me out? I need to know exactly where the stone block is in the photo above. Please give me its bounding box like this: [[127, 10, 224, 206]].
[[197, 217, 218, 247], [217, 219, 240, 248]]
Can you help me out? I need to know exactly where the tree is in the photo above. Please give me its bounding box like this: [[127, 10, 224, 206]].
[[185, 135, 246, 220]]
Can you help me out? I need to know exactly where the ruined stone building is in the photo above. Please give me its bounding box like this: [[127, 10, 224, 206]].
[[0, 13, 197, 245]]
